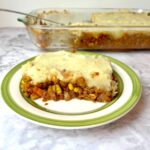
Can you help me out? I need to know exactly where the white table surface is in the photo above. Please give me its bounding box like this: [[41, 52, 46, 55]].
[[0, 27, 150, 150]]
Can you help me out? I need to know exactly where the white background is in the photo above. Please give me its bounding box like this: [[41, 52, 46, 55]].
[[0, 0, 150, 27]]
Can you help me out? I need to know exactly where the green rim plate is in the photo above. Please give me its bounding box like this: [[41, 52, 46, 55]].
[[0, 51, 142, 129]]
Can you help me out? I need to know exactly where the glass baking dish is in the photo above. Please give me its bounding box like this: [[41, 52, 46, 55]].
[[18, 8, 150, 51]]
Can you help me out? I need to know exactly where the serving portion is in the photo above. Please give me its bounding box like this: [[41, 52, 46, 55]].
[[21, 51, 118, 102], [20, 8, 150, 50]]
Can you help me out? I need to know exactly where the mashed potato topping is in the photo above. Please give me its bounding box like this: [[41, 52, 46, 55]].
[[22, 51, 113, 91]]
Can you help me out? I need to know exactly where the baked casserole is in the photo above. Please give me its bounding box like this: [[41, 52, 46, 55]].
[[20, 8, 150, 50]]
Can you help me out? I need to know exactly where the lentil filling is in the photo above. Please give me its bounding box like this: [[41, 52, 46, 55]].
[[21, 75, 117, 102]]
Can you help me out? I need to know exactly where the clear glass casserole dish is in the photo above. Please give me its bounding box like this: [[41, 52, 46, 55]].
[[18, 8, 150, 51]]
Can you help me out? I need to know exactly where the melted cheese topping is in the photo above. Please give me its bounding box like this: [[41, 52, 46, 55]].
[[22, 51, 113, 91]]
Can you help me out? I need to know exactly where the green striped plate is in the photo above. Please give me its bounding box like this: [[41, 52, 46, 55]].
[[0, 52, 141, 129]]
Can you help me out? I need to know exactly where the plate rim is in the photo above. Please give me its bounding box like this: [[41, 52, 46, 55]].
[[0, 51, 142, 129]]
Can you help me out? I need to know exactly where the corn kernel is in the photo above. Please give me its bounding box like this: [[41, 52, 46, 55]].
[[21, 80, 25, 84], [30, 93, 39, 100], [68, 83, 73, 90], [24, 76, 31, 82], [89, 94, 96, 100], [74, 87, 79, 93], [55, 84, 62, 94], [52, 85, 56, 92]]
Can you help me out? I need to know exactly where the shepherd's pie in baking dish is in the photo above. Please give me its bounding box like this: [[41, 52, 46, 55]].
[[21, 51, 118, 102]]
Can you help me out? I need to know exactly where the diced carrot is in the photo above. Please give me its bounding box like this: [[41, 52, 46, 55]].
[[32, 87, 45, 96]]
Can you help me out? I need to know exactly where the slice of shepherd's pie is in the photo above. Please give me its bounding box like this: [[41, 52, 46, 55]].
[[21, 51, 118, 102]]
